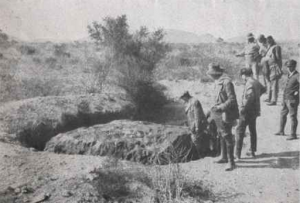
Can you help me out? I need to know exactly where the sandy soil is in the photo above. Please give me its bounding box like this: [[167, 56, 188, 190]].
[[162, 80, 300, 203]]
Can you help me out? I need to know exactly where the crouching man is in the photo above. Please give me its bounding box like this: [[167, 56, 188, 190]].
[[180, 91, 208, 158], [206, 63, 239, 171]]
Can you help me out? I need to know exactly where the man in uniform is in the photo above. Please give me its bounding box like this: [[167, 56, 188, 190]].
[[262, 36, 283, 105], [206, 63, 239, 171], [257, 34, 269, 88], [236, 33, 260, 79], [275, 60, 299, 140], [235, 68, 266, 160], [180, 91, 208, 157]]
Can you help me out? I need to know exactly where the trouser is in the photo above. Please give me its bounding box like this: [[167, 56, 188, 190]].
[[279, 100, 299, 135], [246, 62, 259, 80], [258, 62, 267, 87], [218, 122, 235, 164], [191, 131, 208, 157], [235, 114, 257, 158], [268, 79, 279, 103]]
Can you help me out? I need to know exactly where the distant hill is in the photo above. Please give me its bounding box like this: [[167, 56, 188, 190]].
[[227, 35, 245, 43], [164, 29, 217, 44]]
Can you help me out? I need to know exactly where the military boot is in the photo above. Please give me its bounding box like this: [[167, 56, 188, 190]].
[[225, 145, 236, 171], [215, 137, 228, 163]]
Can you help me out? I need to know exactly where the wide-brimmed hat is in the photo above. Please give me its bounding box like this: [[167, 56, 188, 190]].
[[240, 68, 253, 76], [257, 34, 266, 41], [285, 59, 297, 68], [206, 63, 224, 76], [180, 91, 191, 99], [247, 33, 254, 39]]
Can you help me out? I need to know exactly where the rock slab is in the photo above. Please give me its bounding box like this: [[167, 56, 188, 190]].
[[45, 120, 207, 164]]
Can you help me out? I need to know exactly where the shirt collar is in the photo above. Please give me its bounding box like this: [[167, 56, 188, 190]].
[[289, 70, 296, 77]]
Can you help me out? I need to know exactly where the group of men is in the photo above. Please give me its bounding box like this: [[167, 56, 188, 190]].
[[180, 33, 299, 172], [236, 33, 283, 106]]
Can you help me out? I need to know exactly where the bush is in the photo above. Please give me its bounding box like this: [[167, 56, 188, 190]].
[[155, 43, 241, 81], [92, 155, 213, 202], [19, 45, 36, 55], [45, 57, 57, 69], [88, 15, 169, 119], [53, 43, 71, 58]]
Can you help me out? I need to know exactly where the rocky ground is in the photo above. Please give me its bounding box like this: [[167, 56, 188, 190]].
[[0, 80, 299, 203]]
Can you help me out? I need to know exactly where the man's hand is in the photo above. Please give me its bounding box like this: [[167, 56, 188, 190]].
[[212, 105, 222, 112], [240, 108, 245, 115]]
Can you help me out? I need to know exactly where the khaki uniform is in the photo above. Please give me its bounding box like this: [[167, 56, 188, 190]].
[[238, 43, 260, 79], [213, 76, 239, 164], [263, 44, 282, 103]]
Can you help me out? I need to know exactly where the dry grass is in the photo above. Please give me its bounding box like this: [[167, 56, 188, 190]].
[[93, 154, 213, 203]]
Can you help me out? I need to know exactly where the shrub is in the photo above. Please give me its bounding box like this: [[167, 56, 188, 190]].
[[19, 45, 36, 55], [32, 57, 41, 64], [88, 15, 169, 119], [19, 77, 62, 98], [45, 57, 57, 69], [92, 152, 213, 202], [53, 43, 71, 57]]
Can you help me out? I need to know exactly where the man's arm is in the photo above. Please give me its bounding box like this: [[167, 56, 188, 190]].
[[274, 46, 282, 68], [259, 82, 266, 96], [242, 87, 255, 112], [194, 100, 206, 131], [236, 50, 245, 57]]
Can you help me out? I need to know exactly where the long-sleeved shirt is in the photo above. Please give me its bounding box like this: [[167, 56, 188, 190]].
[[283, 71, 299, 103], [237, 42, 260, 65], [214, 75, 239, 123], [258, 43, 268, 58], [264, 44, 282, 68], [241, 78, 266, 117], [185, 97, 207, 133]]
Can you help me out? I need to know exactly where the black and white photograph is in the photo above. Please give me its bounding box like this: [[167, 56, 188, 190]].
[[0, 0, 299, 202]]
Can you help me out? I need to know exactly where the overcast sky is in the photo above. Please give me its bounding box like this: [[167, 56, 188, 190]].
[[0, 0, 299, 42]]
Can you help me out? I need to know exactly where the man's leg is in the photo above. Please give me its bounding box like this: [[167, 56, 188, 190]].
[[248, 116, 257, 156], [275, 101, 289, 135], [224, 133, 235, 171], [271, 79, 279, 103], [222, 123, 235, 171], [266, 80, 272, 102], [235, 117, 247, 159], [191, 133, 202, 158], [286, 101, 298, 140], [251, 62, 259, 80], [216, 136, 228, 163]]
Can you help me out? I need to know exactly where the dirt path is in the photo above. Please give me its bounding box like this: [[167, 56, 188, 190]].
[[163, 80, 300, 203]]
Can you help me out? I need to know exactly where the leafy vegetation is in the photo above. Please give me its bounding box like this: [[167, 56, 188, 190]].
[[88, 15, 169, 119]]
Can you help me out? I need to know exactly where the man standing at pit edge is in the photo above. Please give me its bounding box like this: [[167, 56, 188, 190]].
[[275, 60, 299, 140], [262, 36, 283, 106], [180, 91, 208, 158], [206, 63, 239, 171], [235, 68, 266, 160], [236, 33, 260, 80]]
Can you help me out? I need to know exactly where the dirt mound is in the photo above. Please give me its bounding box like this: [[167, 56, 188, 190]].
[[0, 142, 156, 203], [45, 120, 218, 164], [0, 94, 135, 150]]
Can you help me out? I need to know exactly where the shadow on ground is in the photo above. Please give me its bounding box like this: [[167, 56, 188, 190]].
[[237, 151, 299, 170]]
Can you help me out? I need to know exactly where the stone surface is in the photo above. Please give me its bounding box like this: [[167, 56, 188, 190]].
[[45, 120, 217, 164], [0, 94, 134, 150]]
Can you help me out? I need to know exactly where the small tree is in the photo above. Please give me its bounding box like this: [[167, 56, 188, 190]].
[[88, 15, 169, 119]]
